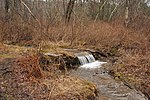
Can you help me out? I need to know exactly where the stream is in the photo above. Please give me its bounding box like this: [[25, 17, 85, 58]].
[[70, 65, 147, 100], [69, 51, 148, 100]]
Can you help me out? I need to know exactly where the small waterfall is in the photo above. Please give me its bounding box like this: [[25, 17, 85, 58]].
[[88, 54, 95, 62], [75, 52, 107, 68], [76, 52, 96, 65], [77, 56, 88, 65], [85, 54, 95, 63]]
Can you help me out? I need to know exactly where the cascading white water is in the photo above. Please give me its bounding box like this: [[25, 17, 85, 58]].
[[84, 54, 95, 63], [88, 54, 95, 62], [76, 52, 95, 65], [75, 52, 107, 68], [77, 56, 88, 65]]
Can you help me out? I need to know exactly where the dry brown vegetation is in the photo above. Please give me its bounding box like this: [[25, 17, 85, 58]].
[[0, 0, 150, 99], [16, 54, 44, 79], [0, 52, 97, 99], [16, 54, 98, 99], [1, 15, 150, 98]]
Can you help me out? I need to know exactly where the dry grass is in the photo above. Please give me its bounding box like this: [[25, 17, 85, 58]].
[[0, 43, 36, 60], [11, 50, 97, 99], [0, 56, 97, 99], [111, 51, 150, 97], [42, 76, 97, 100], [16, 54, 44, 79], [0, 14, 150, 98]]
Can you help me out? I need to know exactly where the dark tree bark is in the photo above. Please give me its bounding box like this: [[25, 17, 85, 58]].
[[65, 0, 75, 23], [4, 0, 12, 21], [5, 0, 10, 13]]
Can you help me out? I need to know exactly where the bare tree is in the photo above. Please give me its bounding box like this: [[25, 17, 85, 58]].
[[125, 0, 129, 26], [5, 0, 10, 13], [4, 0, 13, 21], [124, 0, 142, 27], [65, 0, 75, 23]]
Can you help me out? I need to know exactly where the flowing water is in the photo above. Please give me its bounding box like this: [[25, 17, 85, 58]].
[[76, 52, 95, 65], [75, 52, 107, 68], [72, 52, 148, 100]]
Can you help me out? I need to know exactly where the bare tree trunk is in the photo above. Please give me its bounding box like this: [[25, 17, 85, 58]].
[[124, 0, 141, 27], [4, 0, 12, 21], [65, 0, 75, 23], [5, 0, 10, 13], [62, 0, 66, 16], [125, 0, 129, 27]]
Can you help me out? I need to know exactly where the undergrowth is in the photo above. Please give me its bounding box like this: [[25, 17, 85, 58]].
[[16, 54, 44, 80], [0, 15, 150, 98]]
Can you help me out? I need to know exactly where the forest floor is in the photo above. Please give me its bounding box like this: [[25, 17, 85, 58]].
[[0, 43, 149, 99]]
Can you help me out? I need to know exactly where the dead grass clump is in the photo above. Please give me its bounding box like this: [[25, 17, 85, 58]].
[[16, 54, 43, 79], [46, 76, 97, 100]]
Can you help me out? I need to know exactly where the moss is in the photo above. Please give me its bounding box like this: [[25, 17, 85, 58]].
[[110, 48, 117, 56], [114, 72, 122, 79]]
